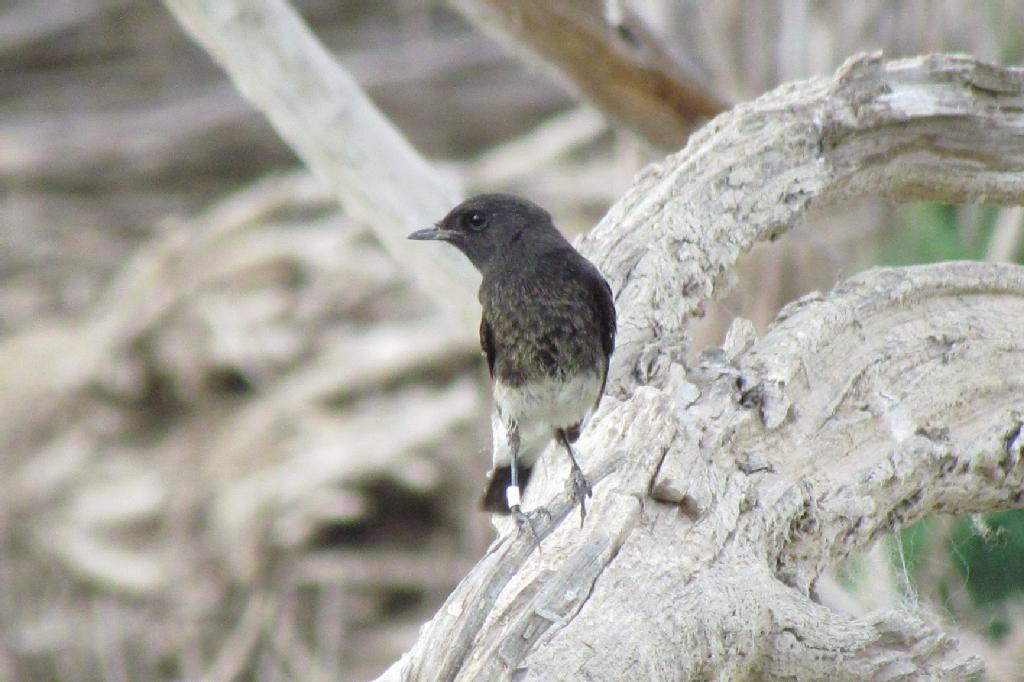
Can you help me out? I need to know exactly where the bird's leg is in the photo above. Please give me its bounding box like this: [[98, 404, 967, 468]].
[[557, 428, 592, 527], [506, 421, 540, 546]]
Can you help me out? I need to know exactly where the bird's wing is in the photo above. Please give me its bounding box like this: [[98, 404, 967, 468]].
[[479, 315, 496, 379], [594, 276, 616, 362], [590, 269, 617, 410]]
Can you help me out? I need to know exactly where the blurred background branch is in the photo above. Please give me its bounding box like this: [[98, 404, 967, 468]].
[[450, 0, 728, 149], [163, 0, 476, 327]]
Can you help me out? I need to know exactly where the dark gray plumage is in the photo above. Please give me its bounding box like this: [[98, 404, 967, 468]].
[[409, 194, 616, 528]]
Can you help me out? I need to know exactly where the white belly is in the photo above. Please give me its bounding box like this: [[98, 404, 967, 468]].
[[490, 372, 602, 468]]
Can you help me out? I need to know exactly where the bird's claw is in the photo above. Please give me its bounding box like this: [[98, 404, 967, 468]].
[[569, 467, 593, 527], [511, 505, 543, 549]]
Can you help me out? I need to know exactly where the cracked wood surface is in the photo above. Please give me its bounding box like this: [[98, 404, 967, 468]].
[[582, 53, 1024, 397], [155, 4, 1024, 676], [377, 55, 1024, 681], [384, 262, 1023, 681]]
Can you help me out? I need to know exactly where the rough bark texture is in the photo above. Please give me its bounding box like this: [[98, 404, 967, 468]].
[[12, 0, 1024, 679], [158, 2, 1024, 676], [380, 264, 1024, 681], [584, 53, 1024, 397], [374, 56, 1024, 681]]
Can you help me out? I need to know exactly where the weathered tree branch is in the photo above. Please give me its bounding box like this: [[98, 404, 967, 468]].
[[153, 2, 1024, 675], [451, 0, 726, 150], [583, 53, 1024, 397], [374, 56, 1024, 681], [381, 260, 1023, 681]]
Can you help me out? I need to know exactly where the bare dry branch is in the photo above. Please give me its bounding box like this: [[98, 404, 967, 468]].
[[162, 0, 478, 326], [372, 54, 1024, 681], [380, 260, 1023, 681], [8, 1, 1024, 678], [149, 4, 1024, 676], [451, 0, 727, 150], [583, 53, 1024, 397]]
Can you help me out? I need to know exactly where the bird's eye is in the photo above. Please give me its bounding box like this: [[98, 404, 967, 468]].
[[466, 212, 488, 230]]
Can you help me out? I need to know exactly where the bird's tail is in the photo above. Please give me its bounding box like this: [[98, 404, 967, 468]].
[[481, 464, 534, 513]]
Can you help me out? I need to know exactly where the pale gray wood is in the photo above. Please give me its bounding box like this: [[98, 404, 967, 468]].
[[583, 53, 1024, 397], [152, 3, 1024, 675], [383, 261, 1023, 682], [378, 56, 1024, 681], [162, 0, 477, 328]]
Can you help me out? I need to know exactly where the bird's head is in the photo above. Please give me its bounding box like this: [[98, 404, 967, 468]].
[[408, 193, 558, 272]]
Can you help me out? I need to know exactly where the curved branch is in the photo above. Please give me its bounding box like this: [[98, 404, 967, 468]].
[[580, 53, 1024, 396], [384, 261, 1023, 680], [355, 52, 1024, 682], [729, 262, 1024, 589], [762, 586, 979, 680], [147, 12, 1024, 676]]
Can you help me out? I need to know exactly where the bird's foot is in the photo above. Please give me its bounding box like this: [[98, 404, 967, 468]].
[[569, 467, 593, 527], [511, 504, 543, 549]]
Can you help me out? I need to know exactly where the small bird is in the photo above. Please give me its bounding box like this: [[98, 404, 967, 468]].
[[409, 194, 616, 530]]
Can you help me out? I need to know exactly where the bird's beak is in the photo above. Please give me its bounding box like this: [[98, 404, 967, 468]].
[[408, 226, 457, 241]]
